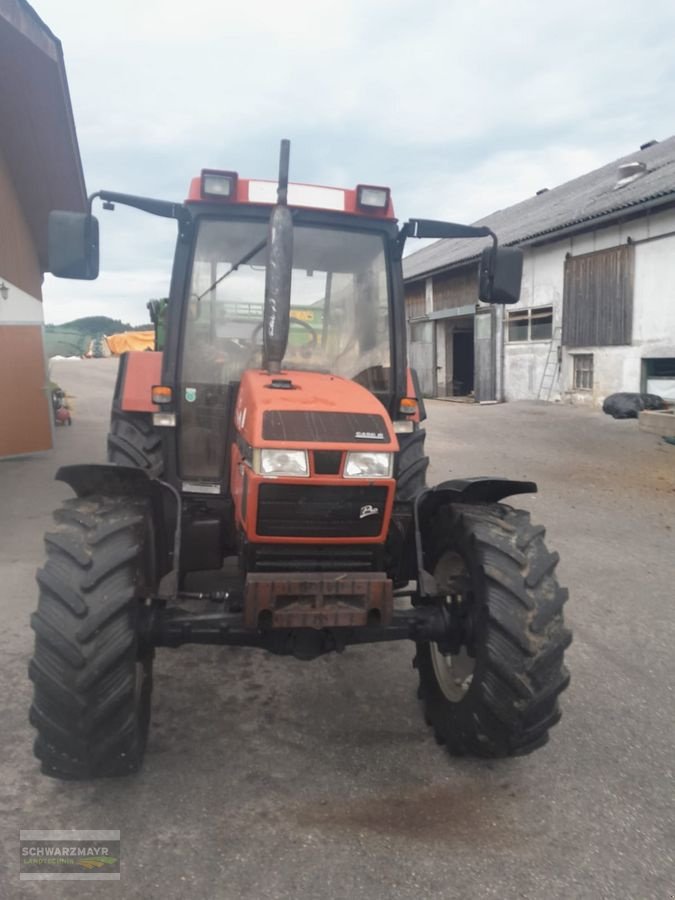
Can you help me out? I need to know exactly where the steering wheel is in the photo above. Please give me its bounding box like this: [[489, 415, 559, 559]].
[[248, 316, 319, 352]]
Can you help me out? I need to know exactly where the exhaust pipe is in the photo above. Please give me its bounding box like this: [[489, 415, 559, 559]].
[[263, 139, 293, 374]]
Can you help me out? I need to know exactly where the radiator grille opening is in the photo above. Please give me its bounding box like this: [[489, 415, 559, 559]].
[[248, 543, 382, 572], [257, 484, 388, 538]]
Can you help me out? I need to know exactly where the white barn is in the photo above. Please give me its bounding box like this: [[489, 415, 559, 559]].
[[403, 137, 675, 406]]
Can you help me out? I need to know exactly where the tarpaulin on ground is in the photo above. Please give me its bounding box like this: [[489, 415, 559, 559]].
[[602, 392, 666, 419], [105, 331, 155, 355]]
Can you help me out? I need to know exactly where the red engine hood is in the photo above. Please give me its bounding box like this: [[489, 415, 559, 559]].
[[234, 369, 398, 451]]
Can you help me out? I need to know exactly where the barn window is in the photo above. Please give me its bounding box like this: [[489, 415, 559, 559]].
[[507, 306, 553, 342], [507, 310, 528, 341], [562, 245, 634, 347], [573, 354, 594, 390], [530, 307, 553, 340]]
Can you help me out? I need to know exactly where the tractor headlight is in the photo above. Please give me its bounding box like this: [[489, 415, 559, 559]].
[[356, 184, 391, 210], [344, 451, 392, 479], [200, 169, 238, 199], [255, 448, 309, 478]]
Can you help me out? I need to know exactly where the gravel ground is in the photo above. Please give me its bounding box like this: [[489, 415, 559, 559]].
[[1, 357, 674, 900]]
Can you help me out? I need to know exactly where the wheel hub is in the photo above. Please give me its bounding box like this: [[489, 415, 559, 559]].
[[430, 549, 476, 703]]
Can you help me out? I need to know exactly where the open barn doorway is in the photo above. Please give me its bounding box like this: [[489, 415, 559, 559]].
[[440, 316, 475, 398]]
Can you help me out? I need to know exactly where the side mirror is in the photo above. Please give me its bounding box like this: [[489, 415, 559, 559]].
[[478, 246, 523, 304], [48, 211, 99, 280]]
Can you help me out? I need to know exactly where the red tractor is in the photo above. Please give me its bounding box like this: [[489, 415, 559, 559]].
[[30, 142, 570, 778]]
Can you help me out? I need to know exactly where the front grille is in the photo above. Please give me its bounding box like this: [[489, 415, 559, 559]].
[[257, 484, 388, 538]]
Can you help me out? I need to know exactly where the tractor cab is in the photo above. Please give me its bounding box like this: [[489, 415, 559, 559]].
[[177, 178, 400, 485]]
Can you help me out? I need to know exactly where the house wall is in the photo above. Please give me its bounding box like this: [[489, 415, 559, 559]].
[[0, 147, 42, 298], [0, 147, 51, 456], [503, 207, 675, 405]]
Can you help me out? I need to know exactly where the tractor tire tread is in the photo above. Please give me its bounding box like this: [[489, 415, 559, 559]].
[[29, 495, 153, 779], [395, 428, 429, 501], [107, 410, 163, 477], [416, 502, 570, 758]]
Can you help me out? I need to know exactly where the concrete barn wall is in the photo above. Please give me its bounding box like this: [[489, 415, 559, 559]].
[[506, 241, 564, 401], [504, 207, 675, 406]]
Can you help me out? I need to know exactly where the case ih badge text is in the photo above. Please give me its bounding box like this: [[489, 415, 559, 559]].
[[354, 430, 385, 440]]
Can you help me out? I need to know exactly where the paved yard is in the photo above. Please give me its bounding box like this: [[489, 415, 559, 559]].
[[1, 358, 674, 899]]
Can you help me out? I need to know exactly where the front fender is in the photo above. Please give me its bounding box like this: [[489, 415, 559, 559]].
[[55, 464, 176, 585], [56, 463, 159, 498], [420, 477, 536, 510], [413, 477, 537, 597]]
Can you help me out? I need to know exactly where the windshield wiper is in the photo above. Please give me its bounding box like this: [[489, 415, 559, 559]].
[[197, 236, 269, 302]]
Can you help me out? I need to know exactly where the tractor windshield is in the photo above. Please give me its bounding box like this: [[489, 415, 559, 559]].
[[182, 219, 392, 394]]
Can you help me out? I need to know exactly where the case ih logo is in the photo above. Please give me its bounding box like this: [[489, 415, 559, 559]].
[[354, 431, 385, 440], [359, 504, 379, 519]]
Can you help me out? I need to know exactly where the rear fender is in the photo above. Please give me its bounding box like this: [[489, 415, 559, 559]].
[[413, 477, 537, 597], [55, 464, 175, 585], [112, 350, 163, 413]]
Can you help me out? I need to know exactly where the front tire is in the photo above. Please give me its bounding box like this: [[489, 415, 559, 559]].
[[107, 409, 163, 477], [415, 503, 571, 757], [29, 495, 155, 779], [394, 428, 429, 501]]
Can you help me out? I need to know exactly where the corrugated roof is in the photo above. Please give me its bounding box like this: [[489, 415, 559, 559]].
[[403, 136, 675, 282]]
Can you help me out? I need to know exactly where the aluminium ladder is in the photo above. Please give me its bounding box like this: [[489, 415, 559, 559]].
[[538, 325, 562, 400]]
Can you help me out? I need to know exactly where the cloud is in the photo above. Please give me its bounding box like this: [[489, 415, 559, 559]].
[[397, 144, 618, 225], [33, 0, 675, 321]]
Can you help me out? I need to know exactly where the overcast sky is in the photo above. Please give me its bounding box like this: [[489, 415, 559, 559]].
[[37, 0, 675, 324]]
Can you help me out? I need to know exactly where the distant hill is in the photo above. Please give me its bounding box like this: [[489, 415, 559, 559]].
[[44, 316, 152, 358], [47, 316, 151, 335]]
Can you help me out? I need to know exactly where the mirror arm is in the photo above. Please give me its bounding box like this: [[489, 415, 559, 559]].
[[484, 228, 499, 276], [396, 221, 413, 256], [397, 220, 499, 254], [88, 191, 192, 240]]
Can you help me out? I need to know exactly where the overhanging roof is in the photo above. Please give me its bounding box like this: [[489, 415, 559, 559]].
[[403, 136, 675, 283], [0, 0, 87, 270]]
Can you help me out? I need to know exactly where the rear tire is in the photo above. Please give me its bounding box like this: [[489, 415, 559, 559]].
[[394, 428, 429, 501], [107, 409, 163, 477], [415, 502, 571, 757], [29, 495, 155, 779]]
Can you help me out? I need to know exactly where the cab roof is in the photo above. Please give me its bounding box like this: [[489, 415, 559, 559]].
[[186, 173, 396, 220]]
